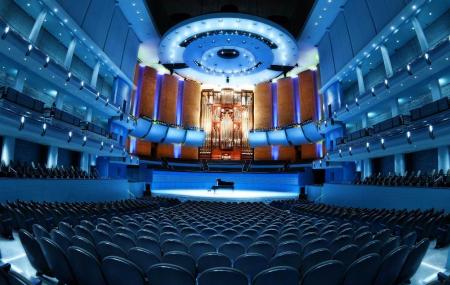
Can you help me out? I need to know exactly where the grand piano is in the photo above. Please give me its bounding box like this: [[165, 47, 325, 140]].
[[211, 179, 235, 191]]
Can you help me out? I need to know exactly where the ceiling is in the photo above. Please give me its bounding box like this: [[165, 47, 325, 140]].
[[146, 0, 316, 38]]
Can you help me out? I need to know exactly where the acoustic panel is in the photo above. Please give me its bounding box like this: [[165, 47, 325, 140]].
[[366, 0, 406, 32], [329, 13, 354, 72], [121, 29, 141, 80], [81, 0, 115, 48], [344, 0, 377, 54], [317, 33, 336, 87], [104, 7, 129, 67]]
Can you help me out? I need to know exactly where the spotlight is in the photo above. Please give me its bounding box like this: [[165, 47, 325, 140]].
[[424, 53, 431, 65], [105, 98, 109, 106], [82, 135, 87, 146], [41, 123, 47, 136], [110, 144, 114, 153], [371, 87, 376, 97], [1, 25, 10, 40], [384, 78, 389, 89], [406, 64, 412, 75], [355, 97, 359, 106], [66, 72, 72, 82], [429, 125, 434, 139], [96, 92, 100, 100], [380, 138, 386, 150], [25, 44, 33, 56], [406, 131, 412, 144], [44, 56, 50, 68], [345, 104, 349, 112], [19, 116, 25, 130], [319, 160, 323, 167], [366, 142, 370, 152], [100, 141, 104, 151], [348, 146, 352, 156], [339, 149, 342, 157], [80, 81, 85, 90], [67, 131, 73, 143], [326, 153, 330, 160]]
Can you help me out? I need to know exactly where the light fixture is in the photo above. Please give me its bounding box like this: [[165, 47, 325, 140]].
[[96, 92, 100, 100], [424, 53, 431, 65], [339, 149, 342, 157], [67, 131, 73, 143], [82, 135, 87, 146], [25, 44, 33, 56], [80, 81, 85, 90], [105, 98, 109, 106], [345, 104, 349, 112], [406, 64, 412, 75], [380, 138, 386, 149], [384, 78, 389, 89], [371, 87, 376, 97], [326, 152, 330, 160], [348, 146, 352, 156], [41, 123, 47, 136], [100, 141, 104, 150], [429, 125, 434, 139], [43, 56, 51, 68], [1, 25, 10, 40], [110, 144, 114, 153], [66, 72, 72, 82], [355, 97, 359, 106], [19, 116, 25, 130], [366, 142, 370, 152], [319, 160, 323, 167], [406, 131, 412, 144]]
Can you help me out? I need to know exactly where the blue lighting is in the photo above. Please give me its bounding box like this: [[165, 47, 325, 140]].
[[174, 144, 181, 158], [271, 145, 279, 160], [292, 76, 301, 123], [176, 79, 184, 125], [132, 65, 145, 117], [154, 74, 163, 120], [271, 82, 278, 128]]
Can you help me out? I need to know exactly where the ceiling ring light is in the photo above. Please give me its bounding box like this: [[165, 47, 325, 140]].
[[159, 13, 299, 86]]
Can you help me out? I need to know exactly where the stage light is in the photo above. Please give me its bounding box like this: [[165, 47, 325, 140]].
[[1, 26, 10, 40], [319, 160, 323, 167], [67, 131, 73, 143], [66, 72, 72, 82], [424, 53, 431, 65], [348, 146, 352, 156], [371, 87, 376, 97], [339, 149, 342, 157], [366, 142, 370, 152], [406, 64, 412, 75], [105, 98, 109, 106], [44, 56, 50, 68], [100, 141, 104, 151], [80, 81, 85, 90], [25, 44, 33, 56], [19, 116, 25, 130], [41, 123, 47, 136], [406, 131, 412, 144], [429, 125, 434, 139], [96, 92, 100, 100], [82, 135, 87, 146], [345, 104, 349, 112], [326, 152, 330, 160], [110, 144, 114, 153], [380, 138, 386, 149], [384, 78, 389, 89]]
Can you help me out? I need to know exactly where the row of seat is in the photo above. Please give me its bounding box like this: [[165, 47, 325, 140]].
[[356, 169, 450, 188], [15, 200, 432, 285], [0, 161, 99, 180]]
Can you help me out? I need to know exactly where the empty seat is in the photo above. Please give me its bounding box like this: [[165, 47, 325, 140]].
[[67, 246, 107, 285], [185, 234, 206, 246], [96, 241, 128, 260], [300, 248, 332, 275], [161, 251, 196, 276], [277, 240, 303, 255], [354, 232, 372, 247], [147, 263, 195, 285], [380, 237, 400, 257], [208, 234, 229, 248], [253, 266, 300, 285], [92, 229, 112, 245], [218, 242, 245, 262], [136, 236, 160, 257], [359, 240, 382, 257], [373, 245, 410, 285], [189, 241, 216, 260], [343, 253, 381, 285], [329, 235, 352, 253], [112, 233, 136, 252], [18, 230, 51, 276], [269, 251, 302, 269], [197, 267, 248, 285], [32, 224, 50, 239], [128, 247, 161, 273], [58, 222, 75, 238], [162, 239, 188, 254], [102, 256, 146, 285], [197, 252, 232, 272], [71, 236, 97, 258], [332, 244, 359, 268], [74, 225, 95, 244], [397, 239, 430, 284], [39, 237, 77, 285], [301, 260, 345, 285], [402, 232, 417, 247], [232, 235, 254, 249], [247, 241, 275, 260], [303, 238, 329, 256]]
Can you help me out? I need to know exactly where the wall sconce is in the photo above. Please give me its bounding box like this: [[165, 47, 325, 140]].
[[429, 125, 434, 139], [384, 78, 390, 89], [67, 131, 73, 143], [345, 104, 349, 112], [66, 72, 72, 82], [355, 97, 359, 106], [96, 92, 100, 100], [25, 44, 33, 56], [44, 56, 50, 68], [105, 98, 109, 106], [326, 153, 330, 160], [339, 149, 342, 157], [406, 131, 412, 144], [100, 141, 104, 151], [1, 26, 10, 40], [348, 146, 352, 156], [41, 123, 47, 136], [406, 64, 412, 75], [424, 53, 431, 65], [82, 135, 87, 146], [110, 144, 114, 153], [79, 81, 85, 90], [122, 148, 127, 156], [380, 138, 386, 150], [366, 142, 370, 152], [19, 116, 25, 130], [371, 87, 376, 97], [319, 160, 323, 167]]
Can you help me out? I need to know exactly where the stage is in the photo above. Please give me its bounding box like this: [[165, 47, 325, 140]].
[[152, 189, 299, 202]]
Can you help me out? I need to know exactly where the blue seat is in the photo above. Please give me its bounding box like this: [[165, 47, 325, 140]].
[[332, 244, 359, 268], [39, 237, 77, 285], [74, 225, 95, 244], [185, 234, 206, 246], [401, 232, 417, 247], [200, 228, 217, 238], [102, 256, 146, 285], [147, 263, 194, 285], [300, 248, 332, 275], [247, 241, 275, 260], [380, 237, 400, 257], [50, 229, 72, 253], [277, 241, 303, 255], [373, 245, 410, 285], [320, 230, 338, 242], [329, 235, 352, 253], [354, 232, 372, 247], [234, 253, 268, 281], [136, 236, 161, 257], [189, 241, 216, 260], [96, 241, 128, 260], [209, 234, 229, 248], [71, 236, 98, 259], [218, 242, 245, 262], [197, 267, 248, 285], [221, 229, 239, 240], [32, 224, 50, 240], [92, 229, 112, 245], [359, 240, 382, 257], [232, 235, 254, 249], [269, 251, 302, 269], [66, 246, 107, 285], [162, 239, 188, 254], [397, 239, 430, 284], [343, 253, 381, 285], [253, 266, 300, 285], [301, 260, 345, 285], [303, 238, 329, 256], [18, 230, 51, 276], [128, 247, 161, 272], [112, 233, 136, 252], [197, 252, 232, 272], [161, 251, 196, 276], [58, 222, 75, 238], [97, 223, 114, 236]]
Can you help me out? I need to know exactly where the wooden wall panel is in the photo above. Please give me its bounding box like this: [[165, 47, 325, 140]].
[[301, 144, 317, 160], [158, 74, 178, 124], [181, 146, 199, 160], [254, 146, 272, 161], [156, 144, 174, 159], [135, 140, 152, 157], [299, 70, 317, 122], [182, 80, 201, 127], [254, 82, 273, 129], [278, 146, 296, 162], [277, 77, 295, 127], [138, 67, 157, 118]]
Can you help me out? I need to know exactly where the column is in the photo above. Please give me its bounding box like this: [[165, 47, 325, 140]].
[[47, 146, 58, 168], [438, 146, 449, 171], [430, 80, 442, 101], [394, 153, 405, 176], [28, 9, 47, 44], [14, 70, 26, 92], [362, 113, 369, 128], [356, 66, 365, 95], [90, 61, 101, 88], [380, 45, 393, 78], [391, 98, 400, 117], [64, 38, 77, 70], [411, 17, 429, 53], [54, 93, 65, 109], [1, 137, 16, 166], [80, 152, 90, 172], [363, 159, 373, 179], [181, 79, 201, 159]]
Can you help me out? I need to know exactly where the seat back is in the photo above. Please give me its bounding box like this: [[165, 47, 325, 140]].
[[92, 229, 112, 245], [301, 260, 345, 285], [269, 251, 302, 269], [161, 239, 188, 255], [397, 239, 430, 284], [197, 252, 231, 272], [359, 240, 382, 257], [128, 247, 161, 273], [161, 251, 196, 276], [96, 241, 128, 260], [189, 241, 216, 260], [380, 237, 400, 257], [402, 232, 417, 247], [332, 244, 359, 268], [253, 266, 300, 285], [300, 248, 332, 275], [277, 241, 303, 255], [71, 235, 98, 258], [102, 256, 146, 285], [32, 224, 50, 239], [247, 241, 275, 260], [197, 267, 248, 285], [136, 236, 160, 257], [218, 242, 245, 262], [67, 246, 107, 285], [343, 253, 381, 285], [50, 229, 72, 253], [303, 238, 329, 256], [112, 233, 136, 252], [234, 253, 268, 281], [39, 237, 76, 285], [147, 263, 195, 285], [373, 245, 410, 285], [18, 229, 51, 276], [232, 235, 254, 249]]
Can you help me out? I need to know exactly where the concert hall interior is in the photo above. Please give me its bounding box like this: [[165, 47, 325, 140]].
[[0, 0, 449, 284]]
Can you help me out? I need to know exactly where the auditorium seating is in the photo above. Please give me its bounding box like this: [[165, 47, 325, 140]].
[[8, 200, 432, 285], [0, 161, 99, 179], [356, 169, 450, 188]]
